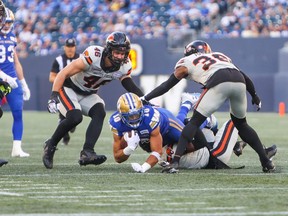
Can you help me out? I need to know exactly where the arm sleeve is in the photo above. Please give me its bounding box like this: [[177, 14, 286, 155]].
[[240, 71, 256, 96], [145, 73, 180, 101], [121, 77, 144, 97]]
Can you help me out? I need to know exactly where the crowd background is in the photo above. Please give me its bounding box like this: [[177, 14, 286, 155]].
[[4, 0, 288, 58]]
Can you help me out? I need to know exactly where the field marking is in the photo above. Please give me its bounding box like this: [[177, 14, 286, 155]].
[[0, 191, 24, 196]]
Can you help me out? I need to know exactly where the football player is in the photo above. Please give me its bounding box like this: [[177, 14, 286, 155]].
[[49, 38, 80, 145], [44, 31, 145, 169], [0, 8, 30, 157], [109, 92, 227, 173], [0, 80, 11, 167], [141, 40, 275, 173]]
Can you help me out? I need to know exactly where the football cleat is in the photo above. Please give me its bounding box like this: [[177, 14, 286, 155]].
[[262, 160, 276, 173], [0, 158, 8, 167], [62, 133, 70, 145], [233, 141, 247, 157], [78, 150, 107, 166], [181, 92, 200, 110], [265, 144, 277, 160], [42, 139, 57, 169], [161, 161, 179, 174]]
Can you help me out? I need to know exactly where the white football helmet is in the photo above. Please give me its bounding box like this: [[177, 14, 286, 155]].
[[1, 8, 14, 35], [117, 93, 144, 129]]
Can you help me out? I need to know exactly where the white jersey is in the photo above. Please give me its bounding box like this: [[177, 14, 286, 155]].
[[175, 52, 238, 85], [70, 45, 132, 93]]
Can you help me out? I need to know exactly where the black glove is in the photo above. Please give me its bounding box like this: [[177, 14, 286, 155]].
[[161, 161, 179, 174], [47, 91, 60, 113], [251, 94, 261, 111], [0, 80, 11, 99], [140, 96, 157, 107]]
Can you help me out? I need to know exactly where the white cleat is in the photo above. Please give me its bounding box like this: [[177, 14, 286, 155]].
[[11, 141, 30, 157], [11, 149, 30, 157]]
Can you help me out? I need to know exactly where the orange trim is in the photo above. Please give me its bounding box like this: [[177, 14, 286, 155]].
[[212, 120, 234, 156], [194, 89, 208, 110], [59, 89, 73, 110]]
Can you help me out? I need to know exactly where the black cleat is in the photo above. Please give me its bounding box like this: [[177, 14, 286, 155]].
[[78, 150, 107, 166], [265, 144, 277, 160], [0, 159, 8, 167], [62, 133, 70, 145], [262, 160, 276, 173], [233, 141, 247, 157], [43, 139, 57, 169]]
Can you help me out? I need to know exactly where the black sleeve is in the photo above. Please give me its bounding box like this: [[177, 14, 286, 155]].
[[121, 77, 144, 97], [145, 73, 180, 101], [240, 71, 257, 96], [51, 59, 60, 73]]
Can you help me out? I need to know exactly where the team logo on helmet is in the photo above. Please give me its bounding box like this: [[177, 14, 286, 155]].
[[117, 93, 144, 129]]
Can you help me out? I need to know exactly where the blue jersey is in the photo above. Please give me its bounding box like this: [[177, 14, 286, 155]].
[[109, 106, 184, 150], [0, 31, 17, 77]]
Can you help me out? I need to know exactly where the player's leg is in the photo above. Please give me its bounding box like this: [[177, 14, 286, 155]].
[[43, 87, 82, 169], [211, 120, 238, 164], [78, 94, 107, 166], [6, 86, 29, 157], [59, 113, 70, 145], [229, 82, 275, 172]]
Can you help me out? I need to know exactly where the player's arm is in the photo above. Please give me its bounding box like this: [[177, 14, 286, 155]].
[[14, 49, 30, 100], [120, 74, 144, 97], [113, 133, 130, 163], [144, 66, 188, 101], [145, 126, 163, 168], [52, 58, 85, 92], [14, 49, 24, 80]]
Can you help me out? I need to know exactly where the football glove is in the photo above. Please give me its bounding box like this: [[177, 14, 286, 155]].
[[252, 94, 261, 111], [0, 71, 18, 89], [19, 79, 30, 101], [47, 91, 59, 113], [0, 80, 11, 99], [131, 162, 151, 173], [124, 130, 140, 151]]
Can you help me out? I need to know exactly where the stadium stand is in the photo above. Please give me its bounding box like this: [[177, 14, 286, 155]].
[[4, 0, 288, 57]]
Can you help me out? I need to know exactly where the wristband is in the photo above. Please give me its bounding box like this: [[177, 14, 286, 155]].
[[123, 146, 134, 156], [141, 162, 151, 172]]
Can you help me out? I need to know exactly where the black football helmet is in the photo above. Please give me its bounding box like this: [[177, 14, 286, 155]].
[[0, 0, 6, 30], [184, 40, 212, 56], [105, 31, 131, 67]]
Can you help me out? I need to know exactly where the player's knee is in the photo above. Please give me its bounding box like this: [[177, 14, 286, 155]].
[[66, 109, 83, 126], [89, 103, 106, 120], [230, 114, 247, 130]]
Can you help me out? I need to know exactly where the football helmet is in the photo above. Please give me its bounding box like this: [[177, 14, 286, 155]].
[[117, 93, 144, 129], [1, 8, 14, 35], [0, 0, 6, 30], [184, 40, 212, 56], [105, 31, 131, 67]]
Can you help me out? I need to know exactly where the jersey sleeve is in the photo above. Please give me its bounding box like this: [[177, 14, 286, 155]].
[[109, 112, 124, 136], [80, 45, 102, 67], [50, 59, 60, 73]]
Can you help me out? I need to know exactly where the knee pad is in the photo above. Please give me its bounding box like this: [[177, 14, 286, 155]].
[[66, 109, 83, 126], [230, 114, 247, 130], [89, 103, 106, 120]]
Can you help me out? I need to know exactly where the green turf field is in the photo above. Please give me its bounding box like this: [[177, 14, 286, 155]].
[[0, 111, 287, 215]]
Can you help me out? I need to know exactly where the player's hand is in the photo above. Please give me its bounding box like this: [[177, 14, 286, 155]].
[[161, 162, 179, 174], [158, 160, 170, 168], [252, 94, 261, 111], [131, 162, 151, 173], [140, 96, 157, 107], [19, 79, 30, 101], [124, 130, 140, 151], [5, 75, 18, 89], [131, 163, 144, 173], [47, 91, 59, 113]]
